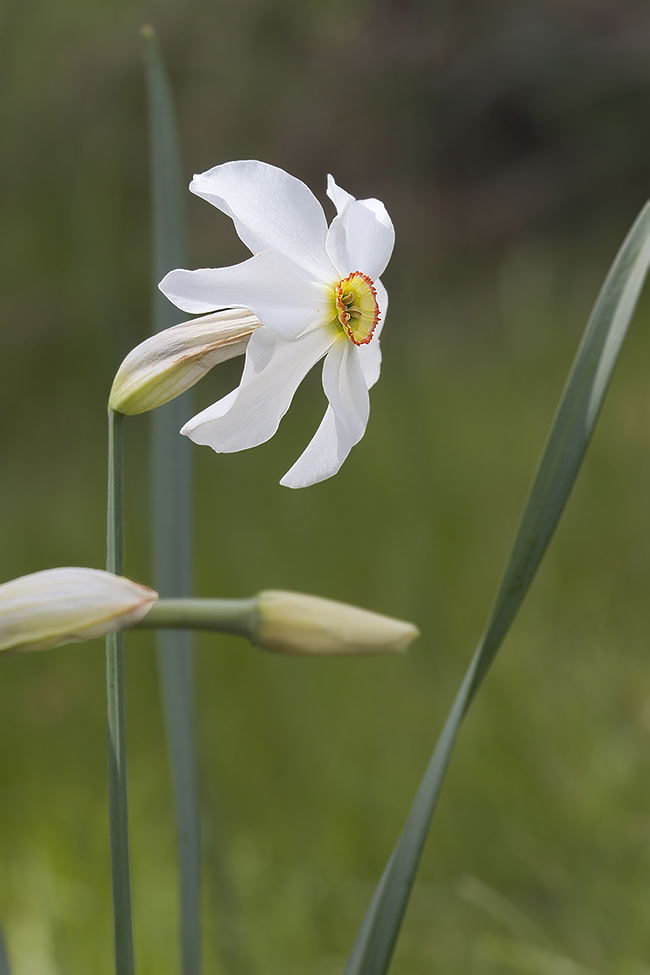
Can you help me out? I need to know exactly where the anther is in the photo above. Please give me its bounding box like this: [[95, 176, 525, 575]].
[[348, 306, 362, 319], [342, 293, 355, 306]]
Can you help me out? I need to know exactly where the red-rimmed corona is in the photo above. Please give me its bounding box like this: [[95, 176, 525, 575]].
[[334, 272, 380, 346], [160, 161, 395, 488]]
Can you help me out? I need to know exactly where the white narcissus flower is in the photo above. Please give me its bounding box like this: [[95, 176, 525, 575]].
[[159, 160, 394, 488], [0, 568, 158, 653]]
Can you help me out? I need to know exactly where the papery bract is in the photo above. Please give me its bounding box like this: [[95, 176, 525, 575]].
[[0, 567, 158, 653], [109, 309, 261, 415], [159, 160, 394, 488]]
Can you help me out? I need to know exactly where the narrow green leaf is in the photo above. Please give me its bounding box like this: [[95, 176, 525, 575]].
[[0, 924, 12, 975], [141, 26, 200, 975], [467, 200, 650, 701], [344, 201, 650, 975]]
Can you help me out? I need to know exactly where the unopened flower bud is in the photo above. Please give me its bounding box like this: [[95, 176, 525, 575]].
[[255, 590, 419, 656], [109, 309, 261, 415], [0, 567, 158, 653]]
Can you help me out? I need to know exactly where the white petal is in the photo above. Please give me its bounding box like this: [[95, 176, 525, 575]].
[[325, 175, 354, 275], [190, 161, 336, 282], [159, 250, 329, 339], [280, 406, 347, 489], [181, 325, 336, 452], [326, 174, 355, 214], [324, 212, 352, 278], [357, 337, 382, 391], [357, 279, 388, 389], [280, 339, 369, 489], [322, 338, 369, 442], [326, 193, 395, 281]]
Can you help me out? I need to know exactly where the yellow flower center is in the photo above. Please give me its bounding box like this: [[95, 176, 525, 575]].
[[334, 272, 380, 345]]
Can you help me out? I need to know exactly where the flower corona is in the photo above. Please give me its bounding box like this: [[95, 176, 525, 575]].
[[334, 272, 380, 345]]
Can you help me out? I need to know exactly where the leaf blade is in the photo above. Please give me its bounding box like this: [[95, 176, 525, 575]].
[[141, 27, 199, 975], [345, 201, 650, 975]]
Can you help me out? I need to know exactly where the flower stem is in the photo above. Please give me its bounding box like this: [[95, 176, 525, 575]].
[[106, 407, 134, 975], [137, 598, 258, 637]]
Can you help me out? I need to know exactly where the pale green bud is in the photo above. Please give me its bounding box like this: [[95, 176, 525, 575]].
[[0, 567, 158, 653], [109, 309, 261, 415], [255, 590, 419, 656]]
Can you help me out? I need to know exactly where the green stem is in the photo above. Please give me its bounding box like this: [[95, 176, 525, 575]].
[[106, 408, 134, 975], [0, 923, 11, 975], [138, 599, 258, 639]]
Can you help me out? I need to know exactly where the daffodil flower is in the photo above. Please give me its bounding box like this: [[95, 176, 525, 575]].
[[159, 160, 394, 488]]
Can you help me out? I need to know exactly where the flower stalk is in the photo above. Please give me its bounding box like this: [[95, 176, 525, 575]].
[[106, 407, 135, 975], [141, 598, 258, 638]]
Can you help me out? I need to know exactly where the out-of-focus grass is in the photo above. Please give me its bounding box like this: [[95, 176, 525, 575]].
[[4, 0, 650, 972]]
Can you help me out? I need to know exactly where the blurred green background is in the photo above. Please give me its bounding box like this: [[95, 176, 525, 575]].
[[3, 0, 650, 972]]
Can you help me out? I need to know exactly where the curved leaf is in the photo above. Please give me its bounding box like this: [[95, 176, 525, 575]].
[[344, 201, 650, 975]]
